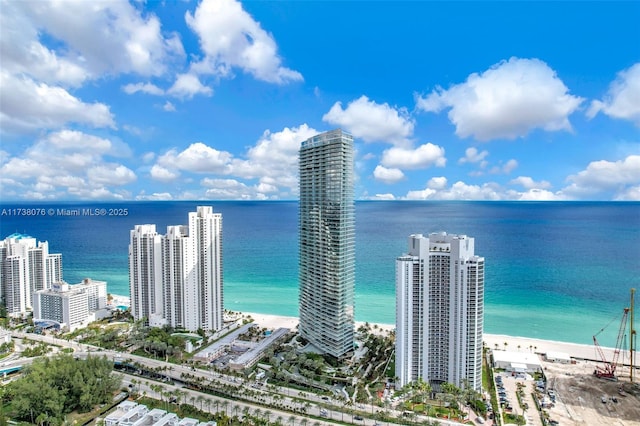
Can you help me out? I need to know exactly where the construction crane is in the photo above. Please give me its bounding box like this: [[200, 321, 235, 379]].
[[593, 306, 629, 380]]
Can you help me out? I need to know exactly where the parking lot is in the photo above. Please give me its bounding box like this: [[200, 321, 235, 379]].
[[493, 373, 542, 426]]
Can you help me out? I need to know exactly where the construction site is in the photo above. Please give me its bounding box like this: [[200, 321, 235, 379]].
[[544, 290, 638, 425], [487, 289, 639, 426], [542, 358, 639, 425]]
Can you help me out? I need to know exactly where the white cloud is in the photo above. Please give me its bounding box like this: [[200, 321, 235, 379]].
[[158, 142, 232, 173], [150, 164, 180, 182], [167, 73, 213, 99], [88, 164, 136, 186], [46, 129, 112, 153], [564, 155, 640, 198], [404, 188, 437, 200], [202, 178, 259, 200], [135, 192, 173, 201], [67, 186, 129, 200], [515, 188, 565, 201], [587, 63, 640, 126], [123, 82, 165, 95], [458, 147, 489, 164], [142, 152, 156, 163], [405, 181, 502, 200], [185, 0, 302, 84], [416, 57, 584, 141], [381, 143, 446, 169], [614, 186, 640, 201], [0, 130, 137, 199], [372, 193, 396, 200], [427, 176, 448, 190], [503, 159, 518, 174], [0, 1, 89, 87], [373, 165, 404, 184], [5, 0, 184, 80], [202, 178, 247, 189], [152, 124, 317, 199], [510, 176, 552, 190], [230, 124, 318, 194], [163, 101, 177, 112], [490, 159, 518, 175], [0, 72, 115, 133], [323, 96, 414, 145]]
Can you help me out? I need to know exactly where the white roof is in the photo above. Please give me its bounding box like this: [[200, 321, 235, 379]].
[[493, 350, 542, 366]]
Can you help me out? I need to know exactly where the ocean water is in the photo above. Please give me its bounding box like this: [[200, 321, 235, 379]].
[[1, 201, 638, 348]]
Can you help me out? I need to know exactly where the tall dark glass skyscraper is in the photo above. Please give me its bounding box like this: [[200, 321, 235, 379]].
[[298, 129, 355, 358]]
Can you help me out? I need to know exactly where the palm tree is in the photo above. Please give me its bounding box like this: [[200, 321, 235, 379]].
[[503, 341, 508, 351], [197, 395, 204, 410], [414, 377, 432, 407], [176, 389, 187, 405], [253, 408, 262, 419], [242, 406, 250, 423], [288, 414, 296, 426], [221, 400, 230, 416]]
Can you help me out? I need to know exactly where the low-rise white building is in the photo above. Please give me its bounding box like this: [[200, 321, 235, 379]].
[[492, 350, 542, 373], [105, 401, 215, 426], [228, 327, 290, 371]]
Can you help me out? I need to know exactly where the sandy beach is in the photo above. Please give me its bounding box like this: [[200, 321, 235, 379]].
[[107, 295, 630, 362], [244, 311, 634, 362]]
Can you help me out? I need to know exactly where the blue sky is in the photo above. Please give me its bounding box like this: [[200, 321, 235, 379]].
[[1, 0, 639, 201]]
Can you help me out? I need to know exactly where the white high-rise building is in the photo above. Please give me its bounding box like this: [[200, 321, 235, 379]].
[[129, 206, 223, 332], [162, 225, 190, 329], [0, 233, 63, 317], [298, 129, 355, 358], [396, 232, 484, 391], [129, 225, 163, 325], [186, 206, 223, 332]]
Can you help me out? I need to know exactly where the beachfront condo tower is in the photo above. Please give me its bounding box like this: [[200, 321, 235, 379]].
[[0, 233, 63, 317], [298, 129, 356, 358], [129, 206, 223, 332], [396, 232, 484, 391], [129, 224, 163, 325], [186, 206, 224, 332]]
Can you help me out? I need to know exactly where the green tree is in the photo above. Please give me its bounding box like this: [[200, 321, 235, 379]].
[[7, 354, 119, 424]]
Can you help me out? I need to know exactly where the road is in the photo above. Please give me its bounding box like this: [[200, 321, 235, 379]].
[[6, 329, 465, 426]]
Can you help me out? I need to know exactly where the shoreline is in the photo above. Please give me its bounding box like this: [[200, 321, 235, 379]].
[[242, 312, 635, 362], [108, 295, 633, 361]]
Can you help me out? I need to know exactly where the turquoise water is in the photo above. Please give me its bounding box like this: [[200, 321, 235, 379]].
[[1, 201, 638, 347]]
